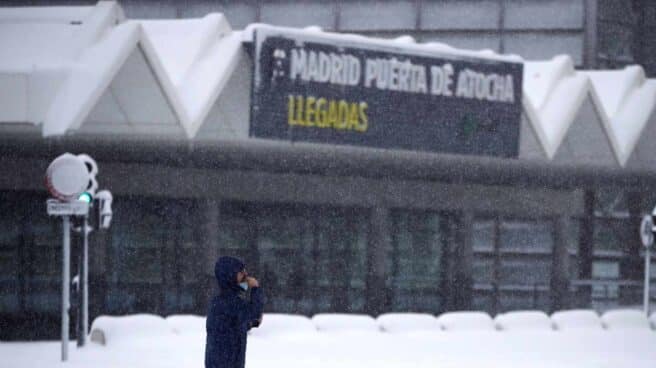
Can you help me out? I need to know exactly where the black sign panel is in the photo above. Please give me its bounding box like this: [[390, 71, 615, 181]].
[[250, 28, 524, 158]]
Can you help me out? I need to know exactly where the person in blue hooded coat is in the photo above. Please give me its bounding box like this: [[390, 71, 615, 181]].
[[205, 256, 264, 368]]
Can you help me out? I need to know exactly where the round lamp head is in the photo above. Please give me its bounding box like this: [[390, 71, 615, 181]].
[[45, 153, 90, 201]]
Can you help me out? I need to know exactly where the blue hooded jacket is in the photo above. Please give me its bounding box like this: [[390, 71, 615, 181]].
[[205, 256, 264, 368]]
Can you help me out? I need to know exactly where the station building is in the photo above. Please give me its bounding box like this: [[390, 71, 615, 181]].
[[0, 1, 655, 339]]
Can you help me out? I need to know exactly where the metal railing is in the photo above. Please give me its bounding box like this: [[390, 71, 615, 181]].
[[472, 279, 656, 314], [570, 279, 655, 312]]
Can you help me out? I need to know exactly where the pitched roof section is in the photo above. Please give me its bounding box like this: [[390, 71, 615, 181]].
[[522, 56, 591, 159], [583, 67, 656, 166], [139, 14, 241, 138], [81, 43, 181, 137], [43, 21, 142, 136], [551, 96, 618, 166], [625, 108, 656, 170]]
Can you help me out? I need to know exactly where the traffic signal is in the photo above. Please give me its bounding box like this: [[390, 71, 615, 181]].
[[75, 154, 98, 203], [78, 192, 93, 203]]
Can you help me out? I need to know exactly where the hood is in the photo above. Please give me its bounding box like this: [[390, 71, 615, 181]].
[[214, 256, 245, 293]]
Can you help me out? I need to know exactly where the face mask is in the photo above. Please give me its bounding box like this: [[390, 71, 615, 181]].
[[239, 281, 249, 291]]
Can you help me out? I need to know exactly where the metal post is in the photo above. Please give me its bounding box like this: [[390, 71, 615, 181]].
[[76, 244, 82, 347], [62, 215, 70, 362], [644, 247, 651, 316], [81, 215, 89, 346]]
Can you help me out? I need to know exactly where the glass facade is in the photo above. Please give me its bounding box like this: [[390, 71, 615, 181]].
[[0, 187, 650, 339]]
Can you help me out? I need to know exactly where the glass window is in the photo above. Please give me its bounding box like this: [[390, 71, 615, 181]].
[[261, 1, 335, 29], [106, 198, 165, 313], [473, 220, 494, 252], [499, 220, 553, 253], [171, 200, 201, 309], [23, 197, 60, 313], [498, 290, 549, 312], [298, 207, 368, 314], [472, 217, 496, 314], [472, 256, 494, 285], [257, 207, 310, 313], [591, 261, 620, 301], [472, 217, 554, 314], [595, 189, 628, 216], [499, 257, 551, 285], [387, 210, 444, 313], [593, 218, 629, 254], [0, 192, 64, 314], [0, 212, 20, 245], [110, 199, 166, 284], [472, 292, 494, 312], [592, 261, 619, 279], [0, 196, 20, 313], [218, 203, 368, 315], [218, 203, 254, 265], [340, 0, 416, 31], [106, 197, 200, 314], [598, 22, 635, 65], [117, 249, 163, 283], [0, 211, 20, 284], [567, 218, 580, 279], [25, 293, 59, 313], [0, 249, 18, 283]]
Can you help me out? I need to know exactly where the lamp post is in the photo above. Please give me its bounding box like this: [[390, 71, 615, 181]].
[[640, 213, 654, 315], [45, 153, 98, 361]]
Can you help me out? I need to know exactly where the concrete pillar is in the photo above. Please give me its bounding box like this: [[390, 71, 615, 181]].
[[620, 191, 643, 305], [450, 212, 474, 311], [89, 222, 109, 326], [577, 190, 594, 307], [551, 216, 571, 312], [365, 206, 390, 316], [492, 216, 501, 315], [583, 0, 599, 69], [198, 199, 220, 312]]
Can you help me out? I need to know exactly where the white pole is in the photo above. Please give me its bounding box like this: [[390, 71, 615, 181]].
[[644, 247, 651, 316], [81, 216, 89, 346], [62, 215, 70, 362]]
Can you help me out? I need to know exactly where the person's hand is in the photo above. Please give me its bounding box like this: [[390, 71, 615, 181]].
[[246, 276, 259, 288]]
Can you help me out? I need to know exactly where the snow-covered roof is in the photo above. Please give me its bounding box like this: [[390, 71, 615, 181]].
[[1, 1, 656, 170], [139, 15, 241, 138], [522, 55, 590, 159], [520, 56, 619, 165], [583, 68, 656, 166], [241, 23, 523, 63]]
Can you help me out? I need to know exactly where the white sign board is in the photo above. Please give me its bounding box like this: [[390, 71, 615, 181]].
[[47, 199, 89, 216]]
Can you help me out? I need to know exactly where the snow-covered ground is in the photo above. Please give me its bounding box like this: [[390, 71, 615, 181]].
[[2, 310, 656, 368]]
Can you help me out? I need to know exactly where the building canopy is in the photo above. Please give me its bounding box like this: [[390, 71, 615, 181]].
[[0, 1, 655, 172]]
